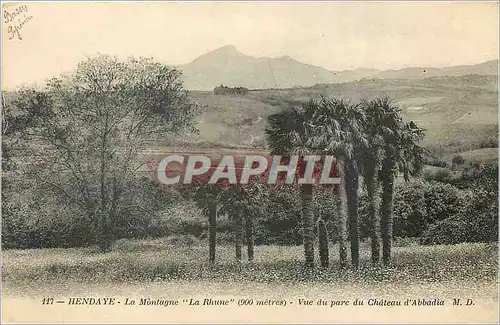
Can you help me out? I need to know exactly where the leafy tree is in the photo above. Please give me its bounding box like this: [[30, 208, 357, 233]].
[[10, 54, 199, 252]]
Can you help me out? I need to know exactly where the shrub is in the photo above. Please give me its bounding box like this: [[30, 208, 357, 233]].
[[422, 166, 454, 183], [451, 155, 465, 169], [419, 218, 468, 245], [215, 231, 234, 245], [424, 157, 449, 168], [422, 181, 463, 225], [456, 163, 498, 192], [380, 180, 465, 238], [391, 181, 427, 238], [255, 186, 302, 246], [421, 188, 498, 245], [479, 138, 498, 149]]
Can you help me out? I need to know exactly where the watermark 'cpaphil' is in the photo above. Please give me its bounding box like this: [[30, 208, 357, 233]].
[[150, 152, 341, 186]]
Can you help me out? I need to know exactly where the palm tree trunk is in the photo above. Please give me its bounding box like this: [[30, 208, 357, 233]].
[[336, 160, 348, 269], [234, 212, 243, 262], [380, 158, 395, 266], [300, 183, 315, 268], [318, 217, 329, 268], [365, 164, 381, 266], [344, 159, 360, 268], [245, 215, 254, 261], [208, 200, 217, 264]]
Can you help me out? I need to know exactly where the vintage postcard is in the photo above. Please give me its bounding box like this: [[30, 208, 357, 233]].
[[1, 1, 499, 324]]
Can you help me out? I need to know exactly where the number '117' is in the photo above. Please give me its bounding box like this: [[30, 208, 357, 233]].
[[41, 298, 54, 305]]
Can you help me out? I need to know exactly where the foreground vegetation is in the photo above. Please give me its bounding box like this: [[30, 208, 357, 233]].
[[3, 240, 497, 286]]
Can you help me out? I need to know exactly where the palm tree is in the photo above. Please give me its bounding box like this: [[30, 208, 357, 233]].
[[380, 120, 426, 265], [308, 97, 367, 269], [219, 186, 246, 262], [344, 157, 360, 268], [317, 217, 329, 268], [245, 214, 255, 261], [188, 184, 221, 264], [335, 159, 349, 268], [208, 196, 218, 264], [266, 100, 319, 268], [358, 97, 402, 266], [243, 183, 267, 262], [234, 210, 244, 261], [314, 187, 334, 268], [220, 183, 267, 262]]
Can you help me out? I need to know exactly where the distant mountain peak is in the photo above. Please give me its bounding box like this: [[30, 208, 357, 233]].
[[209, 44, 239, 55], [188, 44, 246, 66], [180, 45, 498, 90]]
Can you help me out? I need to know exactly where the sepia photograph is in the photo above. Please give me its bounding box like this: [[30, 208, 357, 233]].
[[1, 1, 499, 323]]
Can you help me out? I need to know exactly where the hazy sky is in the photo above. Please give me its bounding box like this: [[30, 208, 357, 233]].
[[2, 1, 499, 90]]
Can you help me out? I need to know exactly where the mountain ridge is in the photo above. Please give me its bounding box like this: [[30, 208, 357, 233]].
[[178, 45, 498, 90]]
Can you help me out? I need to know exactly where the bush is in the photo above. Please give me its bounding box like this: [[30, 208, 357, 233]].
[[381, 180, 465, 238], [422, 166, 454, 183], [424, 157, 449, 168], [216, 231, 234, 245], [455, 163, 498, 191], [479, 138, 498, 149], [391, 181, 427, 238], [421, 163, 498, 245], [1, 207, 95, 249], [420, 219, 469, 245], [422, 181, 463, 225], [421, 187, 498, 245], [255, 186, 302, 245], [1, 176, 185, 249], [451, 155, 465, 169]]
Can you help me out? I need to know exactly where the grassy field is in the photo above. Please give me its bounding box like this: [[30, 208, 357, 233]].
[[2, 239, 498, 323], [3, 238, 498, 287]]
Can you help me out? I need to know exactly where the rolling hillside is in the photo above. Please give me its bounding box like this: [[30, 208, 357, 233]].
[[3, 73, 497, 160], [176, 74, 498, 158]]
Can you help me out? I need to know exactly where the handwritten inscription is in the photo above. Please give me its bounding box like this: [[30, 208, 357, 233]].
[[4, 4, 33, 40]]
